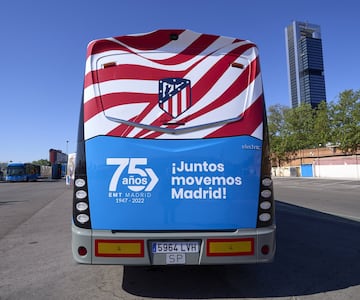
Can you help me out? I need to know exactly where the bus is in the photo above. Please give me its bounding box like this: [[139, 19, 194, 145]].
[[72, 29, 275, 265], [6, 163, 40, 182]]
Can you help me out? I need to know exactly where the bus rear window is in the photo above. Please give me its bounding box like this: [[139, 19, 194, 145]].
[[94, 50, 254, 137]]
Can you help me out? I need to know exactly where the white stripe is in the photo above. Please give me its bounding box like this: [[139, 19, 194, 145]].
[[83, 35, 260, 139], [85, 34, 242, 75], [85, 30, 203, 75], [85, 41, 254, 105], [173, 47, 258, 120], [156, 74, 263, 139], [163, 98, 168, 112], [108, 30, 202, 60], [85, 49, 129, 75], [251, 123, 263, 140], [95, 48, 259, 139], [84, 103, 148, 140], [136, 74, 262, 139], [84, 84, 100, 104], [172, 94, 178, 116], [126, 103, 165, 137], [181, 88, 187, 113], [84, 113, 117, 141], [86, 48, 259, 139], [134, 46, 258, 128], [181, 42, 255, 95], [84, 80, 157, 103]]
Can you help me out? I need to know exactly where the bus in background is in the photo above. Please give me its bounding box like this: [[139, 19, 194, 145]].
[[6, 163, 40, 182], [72, 29, 275, 265]]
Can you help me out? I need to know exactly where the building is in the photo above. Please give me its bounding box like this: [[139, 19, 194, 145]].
[[285, 21, 326, 108]]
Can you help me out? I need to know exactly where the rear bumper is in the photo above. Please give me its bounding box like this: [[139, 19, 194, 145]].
[[72, 224, 276, 265]]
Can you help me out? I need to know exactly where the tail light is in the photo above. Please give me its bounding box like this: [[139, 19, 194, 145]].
[[73, 176, 91, 228], [257, 176, 274, 227]]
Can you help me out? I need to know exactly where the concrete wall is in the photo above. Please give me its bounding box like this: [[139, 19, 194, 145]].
[[273, 155, 360, 180]]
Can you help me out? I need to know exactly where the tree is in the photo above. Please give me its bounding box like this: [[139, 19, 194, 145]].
[[329, 89, 360, 153], [267, 89, 360, 166], [313, 101, 331, 147], [267, 104, 289, 166], [283, 103, 315, 151], [32, 159, 51, 166]]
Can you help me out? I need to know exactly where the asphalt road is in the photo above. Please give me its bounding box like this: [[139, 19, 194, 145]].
[[274, 177, 360, 222], [0, 178, 359, 299]]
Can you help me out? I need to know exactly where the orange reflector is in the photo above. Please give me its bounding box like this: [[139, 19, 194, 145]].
[[102, 62, 117, 68], [231, 62, 244, 69], [207, 238, 254, 256], [95, 240, 144, 257]]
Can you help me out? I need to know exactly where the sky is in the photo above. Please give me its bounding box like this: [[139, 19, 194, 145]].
[[1, 0, 359, 163]]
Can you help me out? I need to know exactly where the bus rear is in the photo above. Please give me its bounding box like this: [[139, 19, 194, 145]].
[[72, 29, 275, 265]]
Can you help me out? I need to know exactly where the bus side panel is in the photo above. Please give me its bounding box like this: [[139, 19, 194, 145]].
[[85, 135, 262, 231]]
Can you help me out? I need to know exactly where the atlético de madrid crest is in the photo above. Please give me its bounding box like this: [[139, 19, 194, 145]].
[[158, 78, 192, 118]]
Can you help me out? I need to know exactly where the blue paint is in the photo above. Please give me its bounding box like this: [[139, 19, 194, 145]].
[[86, 136, 262, 230]]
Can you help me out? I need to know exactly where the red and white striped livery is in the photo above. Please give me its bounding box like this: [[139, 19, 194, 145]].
[[83, 29, 264, 140]]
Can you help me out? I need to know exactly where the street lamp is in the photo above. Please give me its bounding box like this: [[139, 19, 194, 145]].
[[317, 143, 322, 178]]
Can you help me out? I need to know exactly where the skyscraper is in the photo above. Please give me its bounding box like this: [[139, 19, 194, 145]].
[[285, 21, 326, 108]]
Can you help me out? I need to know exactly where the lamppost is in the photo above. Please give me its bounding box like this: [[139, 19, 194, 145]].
[[317, 143, 322, 178], [65, 140, 70, 186], [356, 152, 359, 180]]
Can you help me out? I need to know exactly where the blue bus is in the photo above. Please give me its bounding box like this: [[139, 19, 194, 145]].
[[72, 29, 275, 265], [6, 163, 40, 182]]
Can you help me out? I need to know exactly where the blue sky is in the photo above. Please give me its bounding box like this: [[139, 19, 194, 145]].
[[1, 0, 359, 162]]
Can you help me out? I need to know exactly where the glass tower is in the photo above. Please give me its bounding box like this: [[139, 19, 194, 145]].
[[285, 21, 326, 108]]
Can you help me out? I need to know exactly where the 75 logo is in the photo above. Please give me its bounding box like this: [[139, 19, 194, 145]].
[[106, 158, 159, 192]]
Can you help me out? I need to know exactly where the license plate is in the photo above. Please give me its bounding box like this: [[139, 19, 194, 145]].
[[152, 241, 199, 253]]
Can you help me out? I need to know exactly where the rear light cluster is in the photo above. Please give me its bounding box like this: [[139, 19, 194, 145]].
[[257, 177, 274, 227], [73, 177, 91, 228]]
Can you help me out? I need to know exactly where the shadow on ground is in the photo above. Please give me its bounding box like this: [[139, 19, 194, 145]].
[[122, 201, 360, 298]]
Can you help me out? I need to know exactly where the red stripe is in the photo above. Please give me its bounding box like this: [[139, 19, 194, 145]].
[[136, 57, 259, 139], [84, 32, 259, 139], [176, 91, 183, 116], [84, 43, 213, 89], [84, 34, 228, 89], [85, 56, 258, 136], [130, 44, 257, 136], [87, 65, 187, 89], [187, 84, 191, 109], [87, 39, 131, 57], [158, 34, 219, 65], [190, 43, 254, 107], [84, 93, 157, 122], [168, 97, 173, 116], [114, 30, 185, 51], [205, 94, 264, 138], [84, 97, 103, 122], [84, 72, 93, 89], [87, 30, 185, 57], [142, 55, 259, 136], [106, 116, 137, 137], [178, 57, 260, 124]]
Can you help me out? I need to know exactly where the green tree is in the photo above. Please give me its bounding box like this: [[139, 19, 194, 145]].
[[32, 159, 51, 166], [267, 104, 290, 166], [283, 103, 315, 151], [329, 89, 360, 153], [313, 100, 331, 147], [267, 89, 360, 165]]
